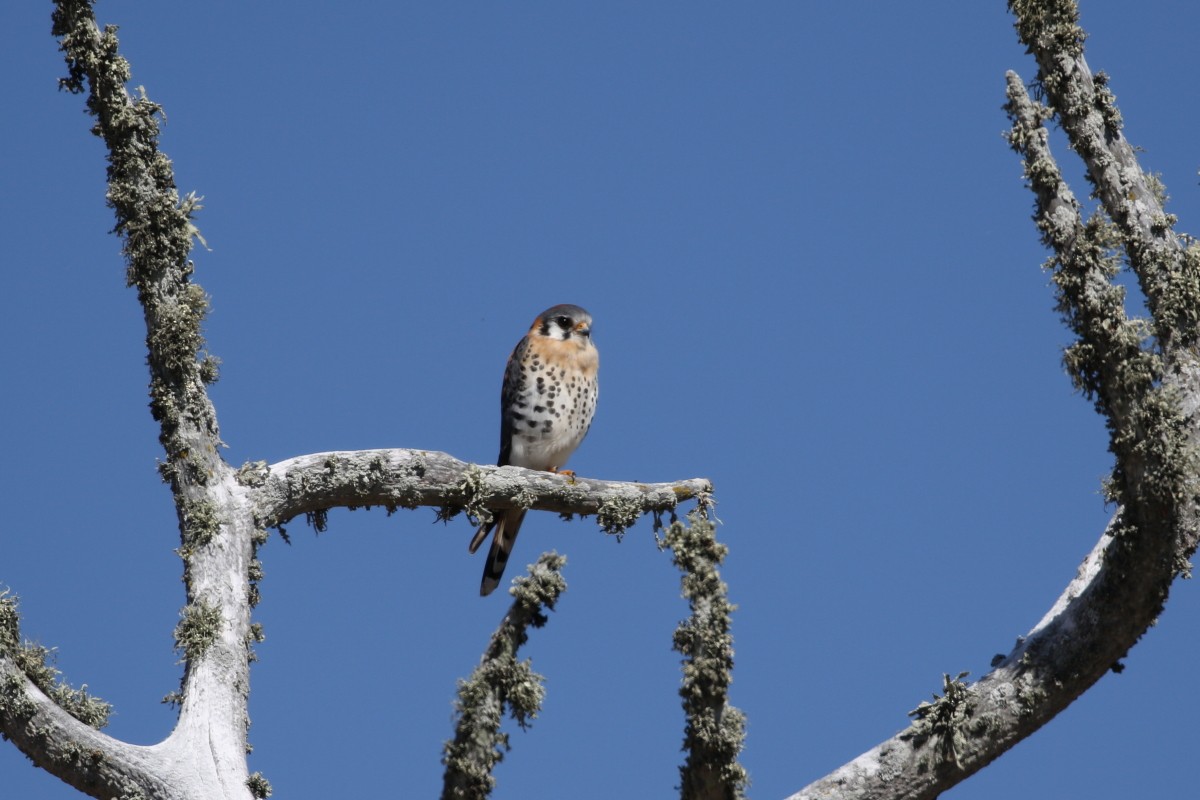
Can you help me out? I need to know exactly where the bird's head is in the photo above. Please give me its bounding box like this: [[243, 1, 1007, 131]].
[[533, 304, 593, 344]]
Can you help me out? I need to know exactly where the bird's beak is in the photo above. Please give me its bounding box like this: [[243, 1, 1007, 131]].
[[575, 322, 591, 337]]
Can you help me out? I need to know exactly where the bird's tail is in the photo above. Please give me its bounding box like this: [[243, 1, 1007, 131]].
[[471, 509, 528, 596], [468, 516, 495, 555]]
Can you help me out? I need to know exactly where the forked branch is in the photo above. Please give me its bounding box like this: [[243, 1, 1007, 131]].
[[789, 4, 1200, 798]]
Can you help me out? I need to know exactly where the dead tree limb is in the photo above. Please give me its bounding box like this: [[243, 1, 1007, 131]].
[[788, 3, 1200, 798], [0, 4, 715, 800]]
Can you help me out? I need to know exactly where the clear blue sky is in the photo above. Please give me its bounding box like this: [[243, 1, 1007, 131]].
[[4, 3, 1199, 798]]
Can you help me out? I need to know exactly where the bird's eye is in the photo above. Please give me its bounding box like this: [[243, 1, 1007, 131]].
[[556, 316, 571, 328]]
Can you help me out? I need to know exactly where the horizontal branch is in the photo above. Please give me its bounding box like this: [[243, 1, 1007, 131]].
[[245, 448, 713, 533]]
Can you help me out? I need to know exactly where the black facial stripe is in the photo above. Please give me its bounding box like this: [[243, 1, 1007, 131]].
[[538, 313, 585, 339]]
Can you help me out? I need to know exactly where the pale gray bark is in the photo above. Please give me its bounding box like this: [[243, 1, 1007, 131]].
[[0, 658, 183, 799], [246, 448, 711, 532], [789, 3, 1200, 798], [0, 4, 714, 799], [16, 1, 1200, 799]]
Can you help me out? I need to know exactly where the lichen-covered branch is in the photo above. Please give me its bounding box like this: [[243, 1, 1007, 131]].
[[245, 448, 712, 535], [788, 519, 1137, 800], [441, 553, 567, 799], [665, 512, 748, 800], [0, 592, 111, 731], [1006, 1, 1200, 549], [33, 3, 699, 800], [1005, 0, 1200, 612], [53, 0, 223, 487], [787, 5, 1200, 799], [1002, 72, 1176, 520], [1008, 0, 1200, 353], [50, 2, 258, 797], [1002, 72, 1152, 422], [0, 592, 181, 799]]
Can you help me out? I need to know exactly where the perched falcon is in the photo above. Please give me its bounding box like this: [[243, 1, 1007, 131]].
[[469, 304, 599, 596]]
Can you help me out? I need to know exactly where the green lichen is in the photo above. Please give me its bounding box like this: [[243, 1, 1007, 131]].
[[441, 553, 566, 799], [438, 464, 491, 526], [113, 789, 149, 800], [248, 557, 265, 609], [1008, 0, 1084, 64], [0, 591, 111, 728], [52, 0, 223, 510], [0, 673, 36, 721], [148, 284, 210, 373], [0, 589, 19, 652], [59, 740, 109, 770], [246, 772, 273, 798], [1091, 70, 1123, 134], [1006, 72, 1200, 585], [350, 454, 389, 496], [665, 511, 748, 799], [1011, 674, 1048, 711], [236, 460, 270, 487], [904, 672, 976, 768], [386, 453, 428, 511], [510, 486, 538, 512], [1156, 242, 1200, 349], [18, 646, 111, 729], [245, 622, 265, 664], [596, 493, 642, 538], [173, 601, 222, 663], [176, 497, 221, 559], [1011, 1, 1200, 364]]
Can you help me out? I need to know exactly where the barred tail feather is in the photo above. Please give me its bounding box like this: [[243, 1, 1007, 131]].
[[468, 518, 495, 554], [479, 509, 527, 596]]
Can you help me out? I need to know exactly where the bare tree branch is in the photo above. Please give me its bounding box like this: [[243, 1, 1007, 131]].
[[40, 1, 1197, 798], [787, 4, 1200, 798], [48, 1, 263, 796], [242, 449, 712, 533], [24, 7, 718, 799], [1008, 0, 1200, 353], [441, 553, 568, 799], [666, 513, 748, 800], [0, 590, 180, 800], [0, 658, 182, 800]]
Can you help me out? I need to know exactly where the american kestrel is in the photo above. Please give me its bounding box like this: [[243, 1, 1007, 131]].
[[469, 304, 599, 596]]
